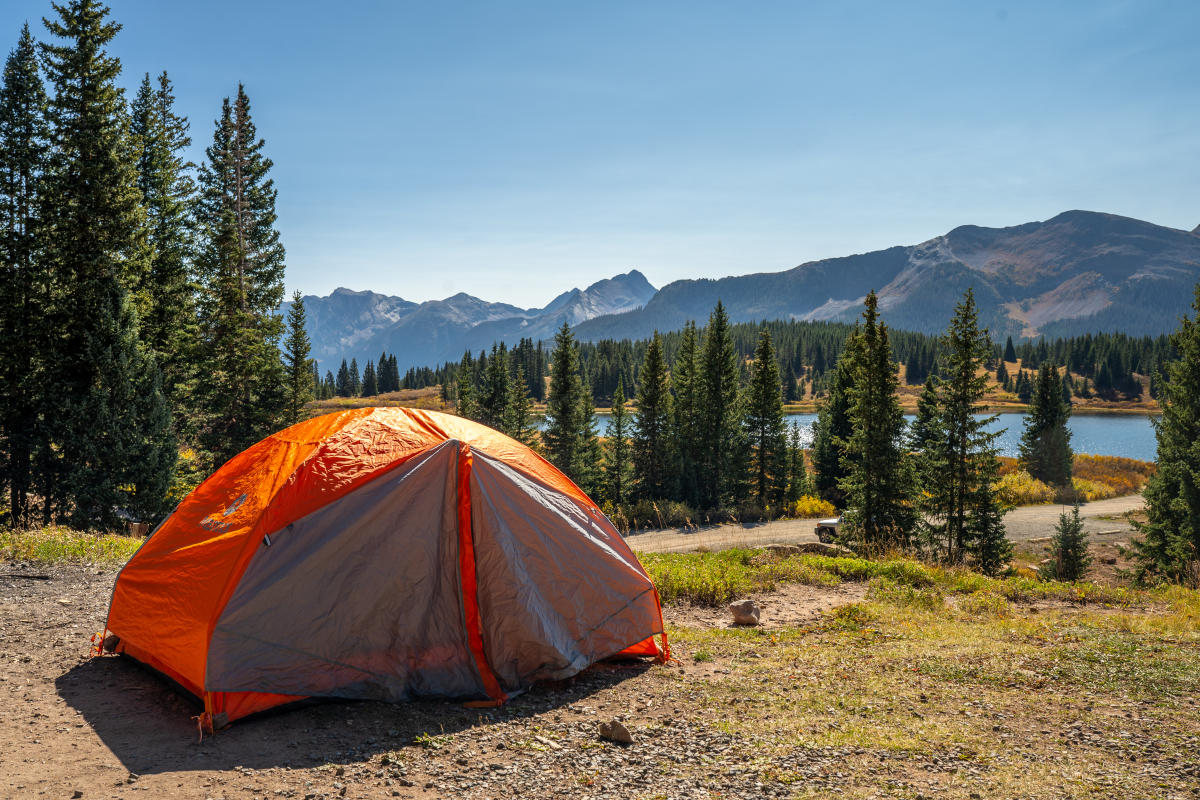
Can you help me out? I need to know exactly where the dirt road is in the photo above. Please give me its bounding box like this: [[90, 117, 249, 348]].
[[626, 493, 1145, 553]]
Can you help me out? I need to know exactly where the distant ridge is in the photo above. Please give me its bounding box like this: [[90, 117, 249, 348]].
[[294, 211, 1200, 370], [292, 270, 656, 369], [573, 210, 1200, 344]]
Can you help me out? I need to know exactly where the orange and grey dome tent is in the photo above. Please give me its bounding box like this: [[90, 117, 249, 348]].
[[103, 408, 667, 729]]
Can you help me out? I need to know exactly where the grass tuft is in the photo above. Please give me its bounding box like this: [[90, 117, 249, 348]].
[[0, 526, 143, 564]]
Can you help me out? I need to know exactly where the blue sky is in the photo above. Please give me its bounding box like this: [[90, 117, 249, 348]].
[[4, 1, 1198, 306]]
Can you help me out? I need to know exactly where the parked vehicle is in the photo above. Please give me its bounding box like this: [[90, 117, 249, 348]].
[[814, 515, 843, 543]]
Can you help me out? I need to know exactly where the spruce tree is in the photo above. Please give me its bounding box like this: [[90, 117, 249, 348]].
[[195, 84, 286, 464], [632, 333, 673, 500], [40, 1, 176, 526], [786, 423, 809, 502], [281, 291, 313, 423], [995, 360, 1008, 387], [1134, 285, 1200, 585], [839, 291, 914, 550], [744, 329, 788, 507], [544, 323, 588, 484], [603, 380, 632, 506], [348, 357, 361, 396], [1041, 504, 1091, 581], [478, 343, 510, 429], [455, 361, 477, 420], [361, 359, 377, 397], [783, 360, 799, 402], [812, 330, 857, 507], [335, 359, 351, 397], [129, 70, 197, 422], [1003, 336, 1017, 363], [671, 321, 702, 505], [574, 387, 603, 497], [503, 364, 538, 448], [1019, 362, 1073, 486], [698, 301, 745, 508], [0, 24, 49, 527], [918, 290, 1008, 570]]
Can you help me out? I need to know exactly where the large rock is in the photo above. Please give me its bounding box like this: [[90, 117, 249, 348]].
[[598, 720, 633, 744], [728, 599, 761, 626]]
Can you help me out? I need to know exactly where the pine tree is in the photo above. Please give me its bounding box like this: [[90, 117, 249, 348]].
[[348, 357, 361, 396], [1041, 505, 1091, 581], [385, 354, 400, 394], [1134, 285, 1200, 586], [995, 360, 1008, 387], [195, 84, 286, 464], [129, 70, 197, 422], [40, 1, 176, 526], [574, 387, 603, 497], [783, 360, 799, 402], [544, 323, 589, 485], [361, 359, 377, 397], [671, 321, 702, 505], [281, 291, 313, 424], [478, 344, 510, 429], [744, 330, 788, 507], [311, 361, 322, 399], [0, 24, 49, 527], [503, 364, 537, 447], [698, 301, 745, 508], [455, 360, 476, 420], [1019, 362, 1073, 486], [632, 333, 673, 500], [839, 291, 914, 551], [917, 290, 1009, 570], [812, 331, 857, 507], [322, 370, 335, 399], [335, 359, 351, 397], [1003, 336, 1017, 363], [603, 380, 632, 505], [786, 423, 809, 502]]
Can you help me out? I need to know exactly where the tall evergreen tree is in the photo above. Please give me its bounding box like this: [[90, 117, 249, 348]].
[[671, 321, 702, 505], [917, 290, 1009, 570], [698, 301, 745, 508], [361, 358, 377, 397], [1003, 336, 1017, 363], [348, 357, 361, 396], [129, 70, 196, 420], [0, 24, 49, 527], [632, 333, 673, 500], [1135, 285, 1200, 586], [455, 357, 477, 420], [812, 331, 857, 507], [40, 1, 175, 526], [786, 423, 810, 502], [478, 343, 510, 429], [335, 359, 351, 397], [503, 364, 538, 448], [1019, 362, 1073, 486], [603, 380, 632, 506], [839, 291, 914, 550], [281, 291, 312, 424], [195, 83, 286, 464], [544, 323, 590, 485], [744, 330, 788, 507]]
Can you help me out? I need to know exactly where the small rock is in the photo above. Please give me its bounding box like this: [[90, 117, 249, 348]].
[[334, 766, 344, 776], [1101, 556, 1117, 565], [72, 793, 83, 799], [598, 719, 634, 744], [728, 599, 761, 626]]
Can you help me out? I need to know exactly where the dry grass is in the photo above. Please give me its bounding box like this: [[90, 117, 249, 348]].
[[305, 387, 448, 415], [0, 526, 143, 564]]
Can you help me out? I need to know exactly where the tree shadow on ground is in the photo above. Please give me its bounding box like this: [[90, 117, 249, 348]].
[[55, 654, 650, 776]]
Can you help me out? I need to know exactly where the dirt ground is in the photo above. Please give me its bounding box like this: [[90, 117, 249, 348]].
[[627, 493, 1146, 554], [3, 555, 1196, 800]]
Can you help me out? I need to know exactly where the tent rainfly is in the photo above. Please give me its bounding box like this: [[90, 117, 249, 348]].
[[103, 408, 667, 731]]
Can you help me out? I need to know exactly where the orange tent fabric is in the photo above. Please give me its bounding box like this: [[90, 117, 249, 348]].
[[104, 408, 667, 727]]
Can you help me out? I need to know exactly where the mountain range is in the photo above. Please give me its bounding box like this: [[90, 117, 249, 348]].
[[293, 270, 657, 370], [295, 210, 1200, 371]]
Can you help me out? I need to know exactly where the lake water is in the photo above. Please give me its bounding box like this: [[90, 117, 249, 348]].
[[575, 412, 1159, 461]]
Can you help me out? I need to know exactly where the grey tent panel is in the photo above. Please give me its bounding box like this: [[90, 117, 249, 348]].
[[469, 451, 662, 690], [206, 440, 482, 700]]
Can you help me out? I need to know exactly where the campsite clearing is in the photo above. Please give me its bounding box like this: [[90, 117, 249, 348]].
[[2, 550, 1198, 800]]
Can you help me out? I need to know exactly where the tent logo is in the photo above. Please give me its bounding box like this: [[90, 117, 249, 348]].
[[199, 493, 248, 533]]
